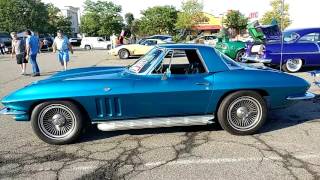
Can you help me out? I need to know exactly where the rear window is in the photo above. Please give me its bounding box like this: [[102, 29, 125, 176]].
[[214, 49, 241, 69]]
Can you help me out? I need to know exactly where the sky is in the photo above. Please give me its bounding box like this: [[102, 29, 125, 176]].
[[41, 0, 320, 29]]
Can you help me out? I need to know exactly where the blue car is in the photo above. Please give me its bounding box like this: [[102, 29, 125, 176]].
[[243, 22, 320, 73], [0, 44, 315, 144]]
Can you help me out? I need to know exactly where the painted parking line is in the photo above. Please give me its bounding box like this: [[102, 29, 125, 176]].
[[144, 154, 320, 167]]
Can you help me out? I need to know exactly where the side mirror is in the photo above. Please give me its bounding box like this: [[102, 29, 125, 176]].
[[161, 68, 171, 80]]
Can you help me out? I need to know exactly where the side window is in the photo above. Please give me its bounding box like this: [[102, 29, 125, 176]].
[[299, 33, 319, 42], [283, 32, 299, 42], [152, 49, 206, 75]]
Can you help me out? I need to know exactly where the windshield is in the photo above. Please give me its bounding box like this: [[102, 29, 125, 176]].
[[128, 48, 164, 73], [214, 49, 241, 69]]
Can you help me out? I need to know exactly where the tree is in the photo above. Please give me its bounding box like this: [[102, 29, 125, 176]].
[[261, 0, 291, 30], [0, 0, 49, 33], [175, 0, 208, 30], [223, 10, 248, 35], [124, 13, 134, 36], [46, 3, 72, 36], [137, 6, 178, 36], [80, 0, 124, 37], [125, 13, 134, 28]]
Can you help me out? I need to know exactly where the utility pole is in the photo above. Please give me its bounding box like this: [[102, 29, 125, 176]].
[[279, 0, 285, 71]]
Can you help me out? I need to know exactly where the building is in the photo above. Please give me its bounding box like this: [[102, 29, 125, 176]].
[[60, 6, 80, 37], [192, 12, 222, 35]]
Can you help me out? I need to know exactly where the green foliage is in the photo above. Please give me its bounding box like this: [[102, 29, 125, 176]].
[[223, 10, 248, 35], [0, 0, 49, 33], [175, 0, 208, 30], [137, 6, 178, 36], [0, 0, 71, 35], [124, 13, 134, 36], [125, 13, 134, 28], [46, 4, 72, 36], [260, 0, 291, 30], [80, 0, 124, 37]]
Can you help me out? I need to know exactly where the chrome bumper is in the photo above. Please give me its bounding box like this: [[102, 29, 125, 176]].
[[286, 92, 315, 100], [0, 107, 26, 115], [242, 55, 272, 63]]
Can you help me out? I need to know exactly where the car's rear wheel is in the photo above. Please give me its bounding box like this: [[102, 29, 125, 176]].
[[119, 49, 130, 59], [235, 49, 245, 62], [217, 91, 267, 135], [85, 45, 91, 50], [31, 101, 84, 145], [282, 58, 303, 73]]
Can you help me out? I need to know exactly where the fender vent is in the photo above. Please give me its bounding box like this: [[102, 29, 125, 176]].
[[95, 97, 122, 118]]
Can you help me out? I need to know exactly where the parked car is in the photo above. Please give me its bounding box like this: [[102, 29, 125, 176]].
[[215, 36, 246, 61], [80, 37, 111, 50], [187, 35, 218, 46], [0, 32, 12, 53], [139, 35, 173, 44], [39, 36, 54, 51], [108, 39, 166, 59], [0, 44, 314, 144], [69, 38, 82, 46], [243, 22, 320, 73]]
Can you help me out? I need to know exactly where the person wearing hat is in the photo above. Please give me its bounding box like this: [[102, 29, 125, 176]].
[[10, 32, 27, 75], [52, 30, 73, 71]]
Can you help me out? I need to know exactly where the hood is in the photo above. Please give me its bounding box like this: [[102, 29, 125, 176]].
[[38, 66, 129, 84], [247, 21, 281, 42], [1, 66, 136, 104]]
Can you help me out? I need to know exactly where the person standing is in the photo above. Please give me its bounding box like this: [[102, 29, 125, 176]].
[[0, 40, 5, 55], [110, 33, 117, 49], [10, 32, 27, 75], [25, 30, 40, 76], [52, 30, 73, 71]]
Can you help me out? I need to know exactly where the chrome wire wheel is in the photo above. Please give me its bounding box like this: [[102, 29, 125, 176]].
[[285, 59, 302, 72], [227, 96, 262, 131], [38, 104, 76, 140]]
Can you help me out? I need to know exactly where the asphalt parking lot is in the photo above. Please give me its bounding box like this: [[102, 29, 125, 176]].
[[1, 49, 320, 180]]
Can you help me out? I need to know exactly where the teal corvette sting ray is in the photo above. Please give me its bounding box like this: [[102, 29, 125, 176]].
[[0, 44, 315, 144]]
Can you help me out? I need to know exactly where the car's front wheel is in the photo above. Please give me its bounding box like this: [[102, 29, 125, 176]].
[[217, 91, 267, 135], [31, 101, 84, 145], [118, 49, 130, 59], [282, 58, 303, 73]]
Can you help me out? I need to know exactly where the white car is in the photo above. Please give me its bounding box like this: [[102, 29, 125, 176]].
[[188, 35, 218, 46], [80, 37, 111, 50]]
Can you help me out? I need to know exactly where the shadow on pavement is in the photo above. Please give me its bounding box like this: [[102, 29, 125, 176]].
[[259, 96, 320, 133], [79, 122, 222, 143], [77, 95, 320, 143]]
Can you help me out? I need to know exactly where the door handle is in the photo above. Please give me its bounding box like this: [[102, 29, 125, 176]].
[[195, 82, 210, 86]]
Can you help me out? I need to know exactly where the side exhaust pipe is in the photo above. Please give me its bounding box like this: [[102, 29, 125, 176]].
[[96, 115, 214, 131]]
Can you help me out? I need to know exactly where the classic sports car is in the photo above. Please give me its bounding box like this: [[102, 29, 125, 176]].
[[215, 35, 246, 62], [108, 39, 166, 59], [0, 44, 314, 144], [243, 22, 320, 73]]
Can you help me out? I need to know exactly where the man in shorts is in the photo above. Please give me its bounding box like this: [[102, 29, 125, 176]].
[[52, 30, 73, 71], [11, 32, 27, 75]]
